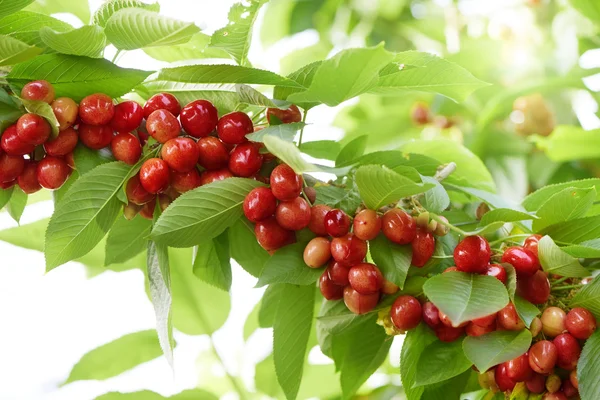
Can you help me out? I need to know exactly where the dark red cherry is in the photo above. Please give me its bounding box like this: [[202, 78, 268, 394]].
[[454, 235, 491, 273], [217, 111, 253, 144], [390, 295, 422, 331], [266, 105, 302, 124], [324, 209, 351, 237], [566, 307, 596, 339], [146, 109, 180, 143], [529, 340, 558, 375], [17, 161, 41, 194], [51, 97, 78, 131], [348, 262, 383, 294], [561, 379, 578, 398], [199, 168, 233, 185], [197, 136, 229, 170], [319, 271, 344, 300], [553, 333, 581, 371], [254, 216, 295, 251], [472, 313, 497, 328], [79, 93, 114, 125], [111, 132, 142, 165], [506, 352, 533, 382], [111, 101, 143, 133], [139, 197, 156, 220], [308, 204, 331, 236], [517, 270, 550, 304], [126, 174, 154, 205], [495, 363, 517, 392], [343, 286, 379, 315], [523, 234, 543, 258], [36, 156, 70, 190], [171, 169, 201, 193], [484, 264, 507, 284], [502, 246, 540, 278], [21, 80, 55, 104], [180, 100, 218, 137], [44, 127, 78, 156], [243, 187, 277, 222], [275, 196, 311, 230], [435, 325, 464, 342], [139, 158, 170, 194], [143, 93, 181, 118], [422, 301, 441, 329], [466, 321, 495, 336], [1, 125, 35, 155], [353, 209, 381, 241], [411, 228, 435, 267], [327, 260, 351, 286], [16, 113, 51, 145], [161, 137, 200, 172], [330, 234, 367, 266], [270, 164, 302, 201], [382, 209, 417, 244], [0, 153, 25, 183], [79, 124, 113, 149], [228, 143, 263, 177], [526, 373, 546, 394]]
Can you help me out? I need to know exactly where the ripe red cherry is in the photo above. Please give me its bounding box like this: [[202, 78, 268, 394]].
[[343, 286, 379, 315], [217, 111, 253, 144], [497, 303, 525, 331], [502, 246, 540, 277], [243, 187, 277, 222], [79, 93, 114, 125], [319, 271, 344, 300], [566, 307, 596, 339], [51, 97, 78, 131], [0, 153, 25, 183], [266, 105, 302, 124], [144, 93, 181, 118], [111, 101, 143, 133], [472, 313, 497, 328], [330, 234, 367, 266], [422, 302, 441, 328], [524, 234, 543, 258], [495, 363, 517, 392], [111, 132, 142, 165], [140, 158, 170, 194], [517, 270, 550, 304], [228, 143, 263, 177], [390, 295, 422, 331], [541, 307, 566, 338], [275, 197, 311, 230], [44, 127, 78, 156], [139, 197, 156, 220], [308, 204, 331, 236], [21, 80, 55, 104], [466, 321, 495, 336], [270, 164, 302, 201], [161, 137, 199, 172], [303, 237, 331, 268], [65, 152, 75, 169], [570, 369, 578, 389], [529, 340, 558, 374], [561, 379, 578, 398], [324, 209, 351, 237], [36, 156, 70, 190], [171, 169, 201, 193], [180, 100, 218, 137], [484, 264, 507, 284], [382, 209, 417, 244], [197, 136, 229, 170], [199, 168, 233, 185], [435, 325, 464, 342], [553, 333, 581, 370], [254, 216, 295, 251], [353, 209, 382, 240], [126, 174, 155, 205], [146, 109, 180, 143], [1, 125, 35, 155], [526, 373, 546, 394], [16, 113, 51, 145], [348, 263, 383, 294], [411, 228, 435, 267], [78, 124, 113, 149], [454, 235, 491, 273], [17, 161, 41, 194], [411, 102, 430, 125], [506, 352, 533, 382], [439, 311, 469, 328], [327, 260, 350, 286]]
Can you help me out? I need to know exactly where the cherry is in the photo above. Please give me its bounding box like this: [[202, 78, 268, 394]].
[[79, 93, 114, 125], [348, 263, 383, 294], [529, 340, 558, 374], [435, 325, 464, 342], [472, 313, 497, 328], [171, 169, 201, 193], [17, 161, 41, 194], [434, 216, 450, 236], [1, 125, 35, 155], [542, 392, 567, 400], [123, 202, 141, 220], [484, 264, 507, 284], [561, 379, 578, 398], [439, 311, 469, 328], [330, 234, 367, 266], [501, 246, 540, 277], [382, 209, 417, 244], [139, 197, 156, 220], [229, 143, 263, 177], [531, 317, 543, 337], [466, 321, 495, 336], [382, 280, 399, 294], [497, 303, 525, 331], [217, 111, 253, 144], [526, 373, 546, 394], [158, 193, 171, 211], [137, 129, 149, 146], [36, 156, 70, 189], [410, 102, 430, 125], [565, 307, 597, 339], [308, 204, 331, 236], [303, 237, 331, 268], [146, 109, 180, 143], [197, 136, 229, 170], [270, 164, 302, 201], [553, 333, 581, 370], [0, 153, 25, 183], [353, 209, 381, 240], [506, 352, 533, 382], [243, 187, 277, 222], [21, 80, 55, 104], [51, 97, 78, 130], [16, 113, 51, 145], [275, 197, 311, 230], [319, 271, 344, 300], [111, 132, 142, 165], [517, 270, 550, 304], [126, 174, 154, 205], [495, 363, 517, 392], [454, 235, 491, 273], [390, 295, 422, 331], [0, 180, 16, 189], [65, 152, 75, 169], [327, 260, 351, 286], [266, 105, 302, 124], [199, 168, 233, 185], [140, 158, 170, 194], [254, 217, 295, 251], [546, 374, 562, 394], [524, 234, 543, 258], [180, 100, 218, 137], [343, 286, 379, 315], [541, 307, 566, 338], [411, 228, 435, 267], [422, 302, 441, 329], [161, 137, 199, 172], [44, 127, 78, 157], [144, 93, 181, 118], [569, 369, 578, 389], [111, 101, 143, 133], [324, 209, 351, 237], [79, 124, 113, 149]]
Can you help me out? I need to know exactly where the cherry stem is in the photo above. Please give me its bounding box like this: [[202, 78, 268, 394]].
[[553, 276, 570, 285], [297, 109, 308, 147], [111, 49, 123, 64], [552, 284, 584, 292]]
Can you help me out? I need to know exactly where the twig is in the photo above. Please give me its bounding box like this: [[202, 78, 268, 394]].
[[297, 110, 308, 147]]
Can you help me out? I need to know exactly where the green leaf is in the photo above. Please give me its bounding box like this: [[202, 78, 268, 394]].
[[422, 176, 450, 214], [193, 232, 231, 292], [45, 162, 134, 271], [147, 240, 173, 366], [538, 235, 591, 277], [355, 165, 433, 209], [228, 218, 269, 277], [72, 145, 114, 175], [533, 126, 600, 162], [151, 178, 264, 247], [25, 0, 90, 24], [446, 183, 519, 210], [244, 301, 259, 340], [209, 0, 266, 65], [0, 0, 35, 19], [274, 61, 322, 110], [336, 135, 368, 166], [505, 264, 517, 299], [424, 272, 509, 326], [7, 54, 151, 102], [0, 187, 13, 209], [273, 283, 315, 400], [246, 122, 304, 142], [577, 330, 600, 400], [0, 11, 71, 47], [93, 0, 160, 27], [300, 140, 341, 160], [236, 83, 291, 109], [415, 339, 472, 387], [314, 185, 362, 215], [513, 296, 540, 328], [263, 135, 323, 174], [463, 330, 532, 373], [570, 276, 600, 320], [143, 32, 231, 62], [371, 51, 489, 102], [479, 209, 537, 227], [401, 324, 438, 400], [288, 45, 394, 107], [562, 239, 600, 258], [369, 235, 412, 289], [39, 25, 106, 58], [0, 34, 41, 66], [522, 178, 600, 211], [540, 215, 600, 244], [64, 330, 163, 384], [105, 214, 151, 266], [256, 241, 322, 287], [105, 8, 199, 50], [96, 390, 218, 400], [533, 187, 596, 232], [259, 284, 284, 328], [6, 187, 27, 223], [157, 64, 301, 87], [21, 98, 60, 137], [422, 370, 473, 400]]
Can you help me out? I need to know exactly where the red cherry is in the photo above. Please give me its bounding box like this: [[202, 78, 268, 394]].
[[197, 136, 229, 170], [243, 187, 277, 222], [484, 263, 507, 284], [126, 174, 155, 205], [275, 196, 311, 230], [562, 379, 578, 398], [454, 235, 491, 273], [422, 301, 441, 329], [524, 234, 543, 258], [308, 204, 331, 236], [517, 270, 550, 304], [199, 168, 233, 185], [382, 209, 417, 244], [529, 340, 558, 375], [139, 197, 156, 220], [330, 234, 367, 266], [79, 93, 114, 125], [171, 169, 201, 193], [569, 369, 578, 390], [21, 80, 55, 104], [254, 216, 295, 251], [146, 109, 180, 143], [228, 143, 263, 177], [439, 311, 469, 328], [144, 93, 181, 118], [0, 153, 25, 183], [65, 152, 75, 169], [541, 392, 567, 400], [526, 373, 546, 394], [140, 158, 170, 194], [411, 102, 431, 125], [324, 209, 351, 237], [553, 333, 581, 370], [303, 237, 331, 268], [217, 111, 253, 144], [51, 97, 78, 130], [472, 313, 497, 328], [180, 100, 218, 137], [1, 125, 35, 155], [319, 271, 344, 300], [435, 325, 464, 342], [411, 228, 435, 267], [78, 124, 113, 149], [390, 295, 422, 330], [353, 209, 382, 241], [17, 161, 41, 194], [111, 101, 143, 133], [343, 286, 379, 315], [495, 363, 517, 392], [36, 156, 70, 190], [506, 352, 533, 382], [266, 105, 302, 124], [497, 303, 525, 331], [565, 307, 596, 339], [16, 113, 51, 145], [111, 132, 142, 165], [466, 321, 496, 336], [502, 246, 540, 278], [348, 263, 383, 294], [161, 137, 200, 172], [327, 260, 351, 286], [270, 164, 302, 201], [44, 127, 78, 156], [541, 307, 566, 338]]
